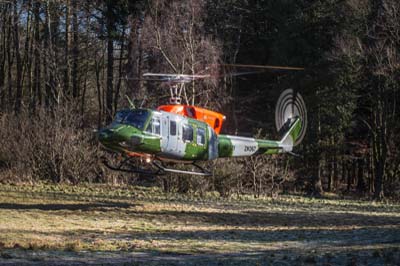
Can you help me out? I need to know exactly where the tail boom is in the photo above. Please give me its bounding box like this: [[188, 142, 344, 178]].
[[217, 118, 302, 158]]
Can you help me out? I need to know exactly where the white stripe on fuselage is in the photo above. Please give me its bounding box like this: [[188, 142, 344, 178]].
[[225, 135, 259, 156], [159, 111, 188, 159]]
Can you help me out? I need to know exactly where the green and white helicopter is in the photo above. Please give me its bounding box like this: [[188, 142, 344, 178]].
[[98, 67, 307, 176]]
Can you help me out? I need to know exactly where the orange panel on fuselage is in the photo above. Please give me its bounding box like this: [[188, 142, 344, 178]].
[[157, 105, 225, 134]]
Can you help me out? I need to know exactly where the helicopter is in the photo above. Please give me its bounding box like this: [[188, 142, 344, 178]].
[[98, 65, 307, 176]]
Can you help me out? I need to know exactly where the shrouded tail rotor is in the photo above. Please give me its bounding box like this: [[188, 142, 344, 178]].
[[275, 89, 307, 146]]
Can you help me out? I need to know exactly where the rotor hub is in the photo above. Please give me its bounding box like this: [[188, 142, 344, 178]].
[[169, 84, 183, 105]]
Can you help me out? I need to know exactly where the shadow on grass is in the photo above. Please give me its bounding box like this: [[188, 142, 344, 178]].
[[127, 209, 400, 227], [2, 186, 400, 215], [0, 244, 399, 266], [17, 226, 395, 247], [0, 201, 134, 211], [1, 198, 399, 226], [124, 227, 400, 245]]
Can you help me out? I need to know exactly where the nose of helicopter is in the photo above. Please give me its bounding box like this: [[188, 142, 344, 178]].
[[97, 125, 143, 147], [97, 128, 113, 143]]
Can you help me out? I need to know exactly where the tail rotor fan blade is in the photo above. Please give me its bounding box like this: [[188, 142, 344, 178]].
[[275, 89, 307, 146]]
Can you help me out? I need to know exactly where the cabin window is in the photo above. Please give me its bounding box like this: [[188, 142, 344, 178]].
[[170, 121, 177, 136], [182, 124, 193, 142], [197, 127, 206, 145], [146, 116, 161, 135]]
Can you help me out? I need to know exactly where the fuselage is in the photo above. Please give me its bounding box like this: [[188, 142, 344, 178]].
[[98, 108, 290, 162], [98, 109, 219, 162]]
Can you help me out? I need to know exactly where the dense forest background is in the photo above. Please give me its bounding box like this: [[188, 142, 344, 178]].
[[0, 0, 399, 200]]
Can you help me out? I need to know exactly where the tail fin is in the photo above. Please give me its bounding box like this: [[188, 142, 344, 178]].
[[277, 117, 302, 152], [217, 89, 306, 158], [254, 117, 303, 156]]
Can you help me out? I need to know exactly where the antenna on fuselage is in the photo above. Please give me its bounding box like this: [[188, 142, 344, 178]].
[[140, 96, 147, 108], [126, 95, 136, 109]]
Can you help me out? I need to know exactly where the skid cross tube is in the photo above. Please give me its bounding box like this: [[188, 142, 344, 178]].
[[101, 157, 165, 176], [153, 161, 212, 176], [101, 156, 212, 176]]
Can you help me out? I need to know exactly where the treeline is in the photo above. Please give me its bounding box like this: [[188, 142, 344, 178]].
[[0, 0, 399, 200]]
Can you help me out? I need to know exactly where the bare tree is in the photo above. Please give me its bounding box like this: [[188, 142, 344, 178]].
[[132, 0, 223, 108]]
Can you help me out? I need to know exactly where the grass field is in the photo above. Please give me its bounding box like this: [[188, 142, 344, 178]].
[[0, 183, 399, 265]]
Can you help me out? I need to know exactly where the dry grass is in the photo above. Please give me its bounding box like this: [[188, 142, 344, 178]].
[[0, 183, 399, 265]]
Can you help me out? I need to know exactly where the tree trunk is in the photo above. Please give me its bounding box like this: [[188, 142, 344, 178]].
[[64, 0, 70, 99], [71, 0, 79, 99], [327, 153, 332, 192], [13, 1, 23, 113], [114, 24, 125, 113], [95, 58, 103, 128], [106, 23, 114, 122], [332, 151, 338, 191], [126, 12, 146, 102], [0, 4, 7, 111], [373, 130, 386, 199], [374, 159, 385, 200], [367, 152, 373, 193], [43, 0, 52, 108], [356, 158, 365, 194], [309, 157, 324, 197], [33, 0, 41, 109], [80, 12, 91, 115], [49, 1, 59, 105], [341, 157, 346, 183], [24, 2, 33, 112], [346, 161, 353, 192], [372, 92, 387, 200], [6, 7, 13, 112]]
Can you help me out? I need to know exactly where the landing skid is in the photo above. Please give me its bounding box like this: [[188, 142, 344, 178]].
[[101, 156, 212, 176]]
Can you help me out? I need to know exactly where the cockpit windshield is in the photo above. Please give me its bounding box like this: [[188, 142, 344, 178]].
[[112, 109, 150, 130], [113, 110, 130, 124]]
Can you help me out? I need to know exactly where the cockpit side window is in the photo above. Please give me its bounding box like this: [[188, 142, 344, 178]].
[[145, 115, 161, 135]]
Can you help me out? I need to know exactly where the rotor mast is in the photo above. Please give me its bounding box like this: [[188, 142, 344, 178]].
[[169, 84, 183, 105]]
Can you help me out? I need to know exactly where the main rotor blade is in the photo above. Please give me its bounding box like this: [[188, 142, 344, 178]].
[[226, 70, 265, 77], [221, 63, 304, 71], [142, 71, 264, 80], [127, 63, 304, 84], [143, 73, 211, 79], [123, 77, 172, 81]]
